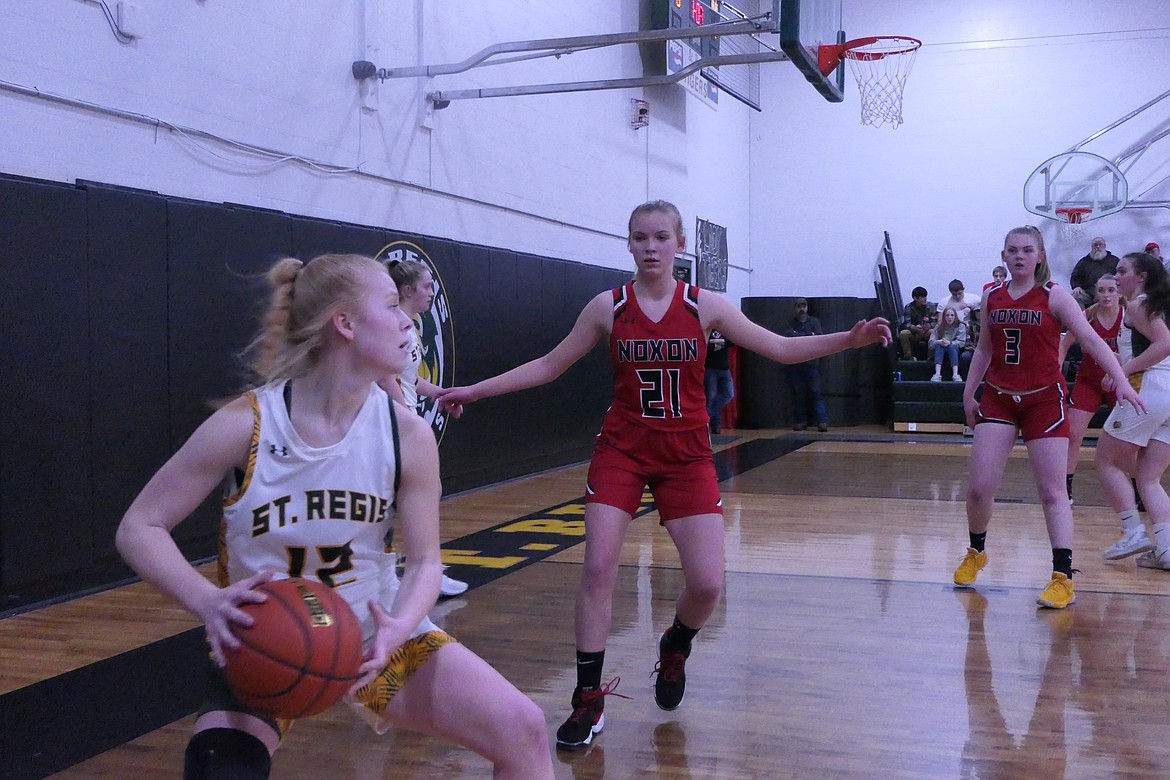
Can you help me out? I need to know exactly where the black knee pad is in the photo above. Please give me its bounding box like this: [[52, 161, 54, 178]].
[[183, 727, 272, 780]]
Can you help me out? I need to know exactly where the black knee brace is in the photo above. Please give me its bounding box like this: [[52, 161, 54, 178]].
[[183, 728, 272, 780]]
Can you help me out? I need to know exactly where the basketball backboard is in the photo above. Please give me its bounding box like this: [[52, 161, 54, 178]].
[[778, 0, 845, 102], [1023, 151, 1129, 222]]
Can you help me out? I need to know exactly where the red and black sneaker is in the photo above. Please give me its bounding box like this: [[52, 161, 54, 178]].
[[652, 631, 691, 711], [555, 678, 627, 751]]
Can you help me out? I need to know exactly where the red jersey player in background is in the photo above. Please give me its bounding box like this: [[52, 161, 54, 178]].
[[438, 200, 890, 751], [952, 226, 1142, 610], [1056, 274, 1124, 509]]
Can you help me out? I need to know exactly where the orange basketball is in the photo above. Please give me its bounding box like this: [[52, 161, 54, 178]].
[[222, 577, 365, 719]]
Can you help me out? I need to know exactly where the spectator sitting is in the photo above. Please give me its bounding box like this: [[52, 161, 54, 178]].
[[938, 279, 980, 326], [898, 286, 935, 360], [1069, 236, 1119, 309], [929, 306, 967, 382]]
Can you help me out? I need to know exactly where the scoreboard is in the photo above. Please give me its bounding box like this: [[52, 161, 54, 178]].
[[652, 0, 722, 108]]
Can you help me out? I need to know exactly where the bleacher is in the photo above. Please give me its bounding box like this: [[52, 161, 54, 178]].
[[872, 232, 1109, 434], [890, 357, 966, 433]]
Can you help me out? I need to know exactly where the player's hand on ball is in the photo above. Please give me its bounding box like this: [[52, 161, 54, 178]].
[[198, 570, 273, 666]]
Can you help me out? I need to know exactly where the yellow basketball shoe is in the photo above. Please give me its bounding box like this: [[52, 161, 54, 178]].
[[953, 547, 988, 587], [1036, 572, 1076, 609]]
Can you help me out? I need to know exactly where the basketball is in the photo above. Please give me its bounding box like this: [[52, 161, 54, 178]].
[[222, 577, 365, 719]]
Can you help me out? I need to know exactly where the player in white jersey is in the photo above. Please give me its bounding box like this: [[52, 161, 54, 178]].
[[1096, 252, 1170, 567], [116, 253, 553, 780], [382, 257, 469, 598]]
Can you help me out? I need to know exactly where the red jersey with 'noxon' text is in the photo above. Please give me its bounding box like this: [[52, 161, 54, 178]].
[[983, 281, 1066, 392], [605, 280, 708, 432]]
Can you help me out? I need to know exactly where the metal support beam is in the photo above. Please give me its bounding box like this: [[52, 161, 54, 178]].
[[351, 14, 785, 108], [429, 50, 788, 104]]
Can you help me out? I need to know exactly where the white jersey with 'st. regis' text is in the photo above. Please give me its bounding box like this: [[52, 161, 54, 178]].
[[221, 381, 432, 640]]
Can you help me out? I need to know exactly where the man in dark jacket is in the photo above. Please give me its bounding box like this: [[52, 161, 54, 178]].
[[782, 298, 828, 432], [1070, 236, 1119, 308]]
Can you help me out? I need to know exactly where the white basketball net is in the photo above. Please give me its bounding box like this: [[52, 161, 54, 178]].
[[843, 37, 921, 129], [1056, 209, 1091, 244]]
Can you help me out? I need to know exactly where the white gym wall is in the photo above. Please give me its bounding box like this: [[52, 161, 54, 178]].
[[0, 0, 754, 302], [2, 1, 1167, 307], [755, 0, 1170, 300]]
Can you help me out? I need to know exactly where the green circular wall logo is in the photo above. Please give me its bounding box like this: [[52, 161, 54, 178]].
[[374, 241, 455, 444]]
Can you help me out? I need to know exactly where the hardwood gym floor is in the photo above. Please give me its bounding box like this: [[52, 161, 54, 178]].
[[5, 427, 1170, 779]]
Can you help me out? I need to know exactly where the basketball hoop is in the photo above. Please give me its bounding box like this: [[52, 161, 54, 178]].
[[1055, 207, 1092, 243], [820, 36, 921, 128]]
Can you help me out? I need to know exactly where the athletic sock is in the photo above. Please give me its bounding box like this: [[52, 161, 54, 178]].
[[1053, 548, 1073, 578], [969, 532, 987, 553], [664, 616, 699, 650], [1119, 509, 1143, 533], [575, 650, 605, 691], [1154, 522, 1170, 550]]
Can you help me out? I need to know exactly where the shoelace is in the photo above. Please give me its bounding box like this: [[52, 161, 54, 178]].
[[570, 677, 630, 722], [652, 648, 688, 683]]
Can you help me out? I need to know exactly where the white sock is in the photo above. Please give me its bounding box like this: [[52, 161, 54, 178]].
[[1119, 509, 1143, 533], [1153, 522, 1170, 549]]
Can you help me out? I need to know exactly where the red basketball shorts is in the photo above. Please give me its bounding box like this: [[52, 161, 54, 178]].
[[1069, 371, 1114, 412], [977, 382, 1069, 440], [585, 423, 721, 523]]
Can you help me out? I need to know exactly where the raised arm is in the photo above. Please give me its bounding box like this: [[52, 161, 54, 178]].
[[115, 395, 271, 663], [699, 294, 890, 365], [440, 291, 612, 406]]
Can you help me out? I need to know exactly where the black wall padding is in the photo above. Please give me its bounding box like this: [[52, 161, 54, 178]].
[[85, 184, 171, 567], [435, 247, 625, 492], [738, 296, 888, 429], [290, 213, 391, 261], [0, 172, 629, 608], [166, 201, 295, 558], [0, 177, 91, 591]]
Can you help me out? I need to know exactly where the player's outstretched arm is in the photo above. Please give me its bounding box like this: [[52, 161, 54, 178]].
[[700, 294, 890, 365], [439, 291, 612, 409]]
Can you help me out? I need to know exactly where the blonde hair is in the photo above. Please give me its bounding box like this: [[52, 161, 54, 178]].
[[628, 200, 685, 243], [1004, 225, 1050, 286], [244, 253, 384, 384]]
